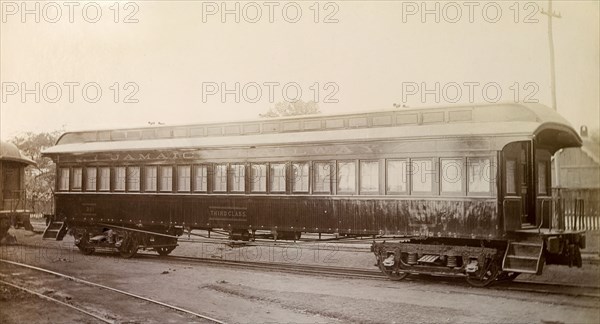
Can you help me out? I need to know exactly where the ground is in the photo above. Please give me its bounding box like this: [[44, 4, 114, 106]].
[[0, 284, 101, 324], [1, 223, 599, 323]]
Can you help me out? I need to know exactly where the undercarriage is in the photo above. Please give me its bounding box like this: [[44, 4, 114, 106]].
[[372, 238, 505, 287], [70, 224, 182, 258], [372, 233, 585, 287]]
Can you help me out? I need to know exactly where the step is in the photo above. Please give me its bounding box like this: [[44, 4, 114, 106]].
[[506, 255, 539, 261], [507, 243, 542, 258], [42, 220, 67, 241], [42, 229, 58, 236], [502, 267, 537, 274], [503, 256, 539, 273], [503, 240, 543, 274], [56, 227, 67, 241], [42, 231, 59, 239], [46, 222, 63, 230], [511, 242, 543, 247]]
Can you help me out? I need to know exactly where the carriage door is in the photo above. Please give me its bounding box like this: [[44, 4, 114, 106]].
[[502, 141, 534, 231], [1, 163, 22, 211]]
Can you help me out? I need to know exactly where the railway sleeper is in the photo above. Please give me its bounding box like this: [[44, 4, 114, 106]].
[[372, 241, 503, 287], [229, 229, 303, 241], [71, 226, 179, 258]]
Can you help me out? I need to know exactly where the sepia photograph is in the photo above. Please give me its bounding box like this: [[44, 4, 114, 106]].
[[1, 0, 599, 323]]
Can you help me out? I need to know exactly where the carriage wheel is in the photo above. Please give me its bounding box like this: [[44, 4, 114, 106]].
[[466, 259, 499, 287], [155, 246, 175, 256], [279, 231, 302, 241], [75, 231, 94, 255], [378, 259, 409, 281], [497, 271, 520, 282], [76, 244, 95, 255], [119, 236, 138, 258]]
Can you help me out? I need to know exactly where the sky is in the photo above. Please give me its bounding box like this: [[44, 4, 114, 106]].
[[1, 0, 598, 139]]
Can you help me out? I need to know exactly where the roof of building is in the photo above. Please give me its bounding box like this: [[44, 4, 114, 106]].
[[0, 141, 36, 165], [580, 139, 600, 165], [42, 103, 582, 156]]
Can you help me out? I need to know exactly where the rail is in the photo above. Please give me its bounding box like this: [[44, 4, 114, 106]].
[[0, 279, 113, 323], [0, 259, 226, 324], [135, 252, 600, 298], [3, 244, 599, 298]]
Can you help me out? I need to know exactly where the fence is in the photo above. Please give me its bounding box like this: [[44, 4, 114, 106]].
[[554, 188, 600, 231]]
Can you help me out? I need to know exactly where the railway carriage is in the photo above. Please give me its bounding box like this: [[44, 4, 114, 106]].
[[42, 103, 585, 286], [0, 141, 35, 242]]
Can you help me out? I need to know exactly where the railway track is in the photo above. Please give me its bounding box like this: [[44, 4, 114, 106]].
[[0, 258, 225, 324], [176, 234, 600, 263], [139, 253, 384, 279], [0, 279, 113, 323], [4, 241, 600, 299], [134, 252, 600, 299], [177, 235, 376, 253]]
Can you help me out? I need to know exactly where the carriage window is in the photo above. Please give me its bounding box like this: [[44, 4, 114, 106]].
[[194, 165, 208, 192], [160, 166, 173, 192], [251, 164, 267, 192], [314, 162, 332, 193], [58, 168, 70, 191], [114, 167, 126, 191], [72, 168, 82, 190], [99, 167, 110, 191], [145, 166, 157, 191], [213, 164, 227, 192], [411, 159, 434, 193], [86, 167, 97, 191], [441, 159, 463, 193], [177, 166, 191, 192], [128, 167, 140, 191], [520, 149, 527, 186], [270, 163, 286, 193], [230, 164, 245, 192], [337, 161, 356, 194], [537, 162, 547, 195], [505, 160, 516, 194], [469, 158, 492, 194], [292, 162, 309, 193], [360, 161, 379, 194], [386, 160, 408, 194]]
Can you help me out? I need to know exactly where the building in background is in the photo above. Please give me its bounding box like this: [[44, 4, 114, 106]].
[[552, 126, 600, 230], [553, 126, 600, 189]]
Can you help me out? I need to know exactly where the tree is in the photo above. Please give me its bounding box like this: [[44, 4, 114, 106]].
[[10, 131, 61, 215], [259, 100, 320, 118]]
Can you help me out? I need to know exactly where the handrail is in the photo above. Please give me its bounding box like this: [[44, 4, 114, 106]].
[[537, 199, 544, 233], [537, 199, 550, 233]]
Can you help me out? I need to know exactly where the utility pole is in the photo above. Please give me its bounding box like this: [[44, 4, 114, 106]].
[[541, 0, 564, 195], [541, 0, 562, 111]]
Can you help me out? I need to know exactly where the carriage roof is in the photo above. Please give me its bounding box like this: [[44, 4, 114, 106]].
[[0, 141, 36, 165], [43, 103, 581, 156]]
